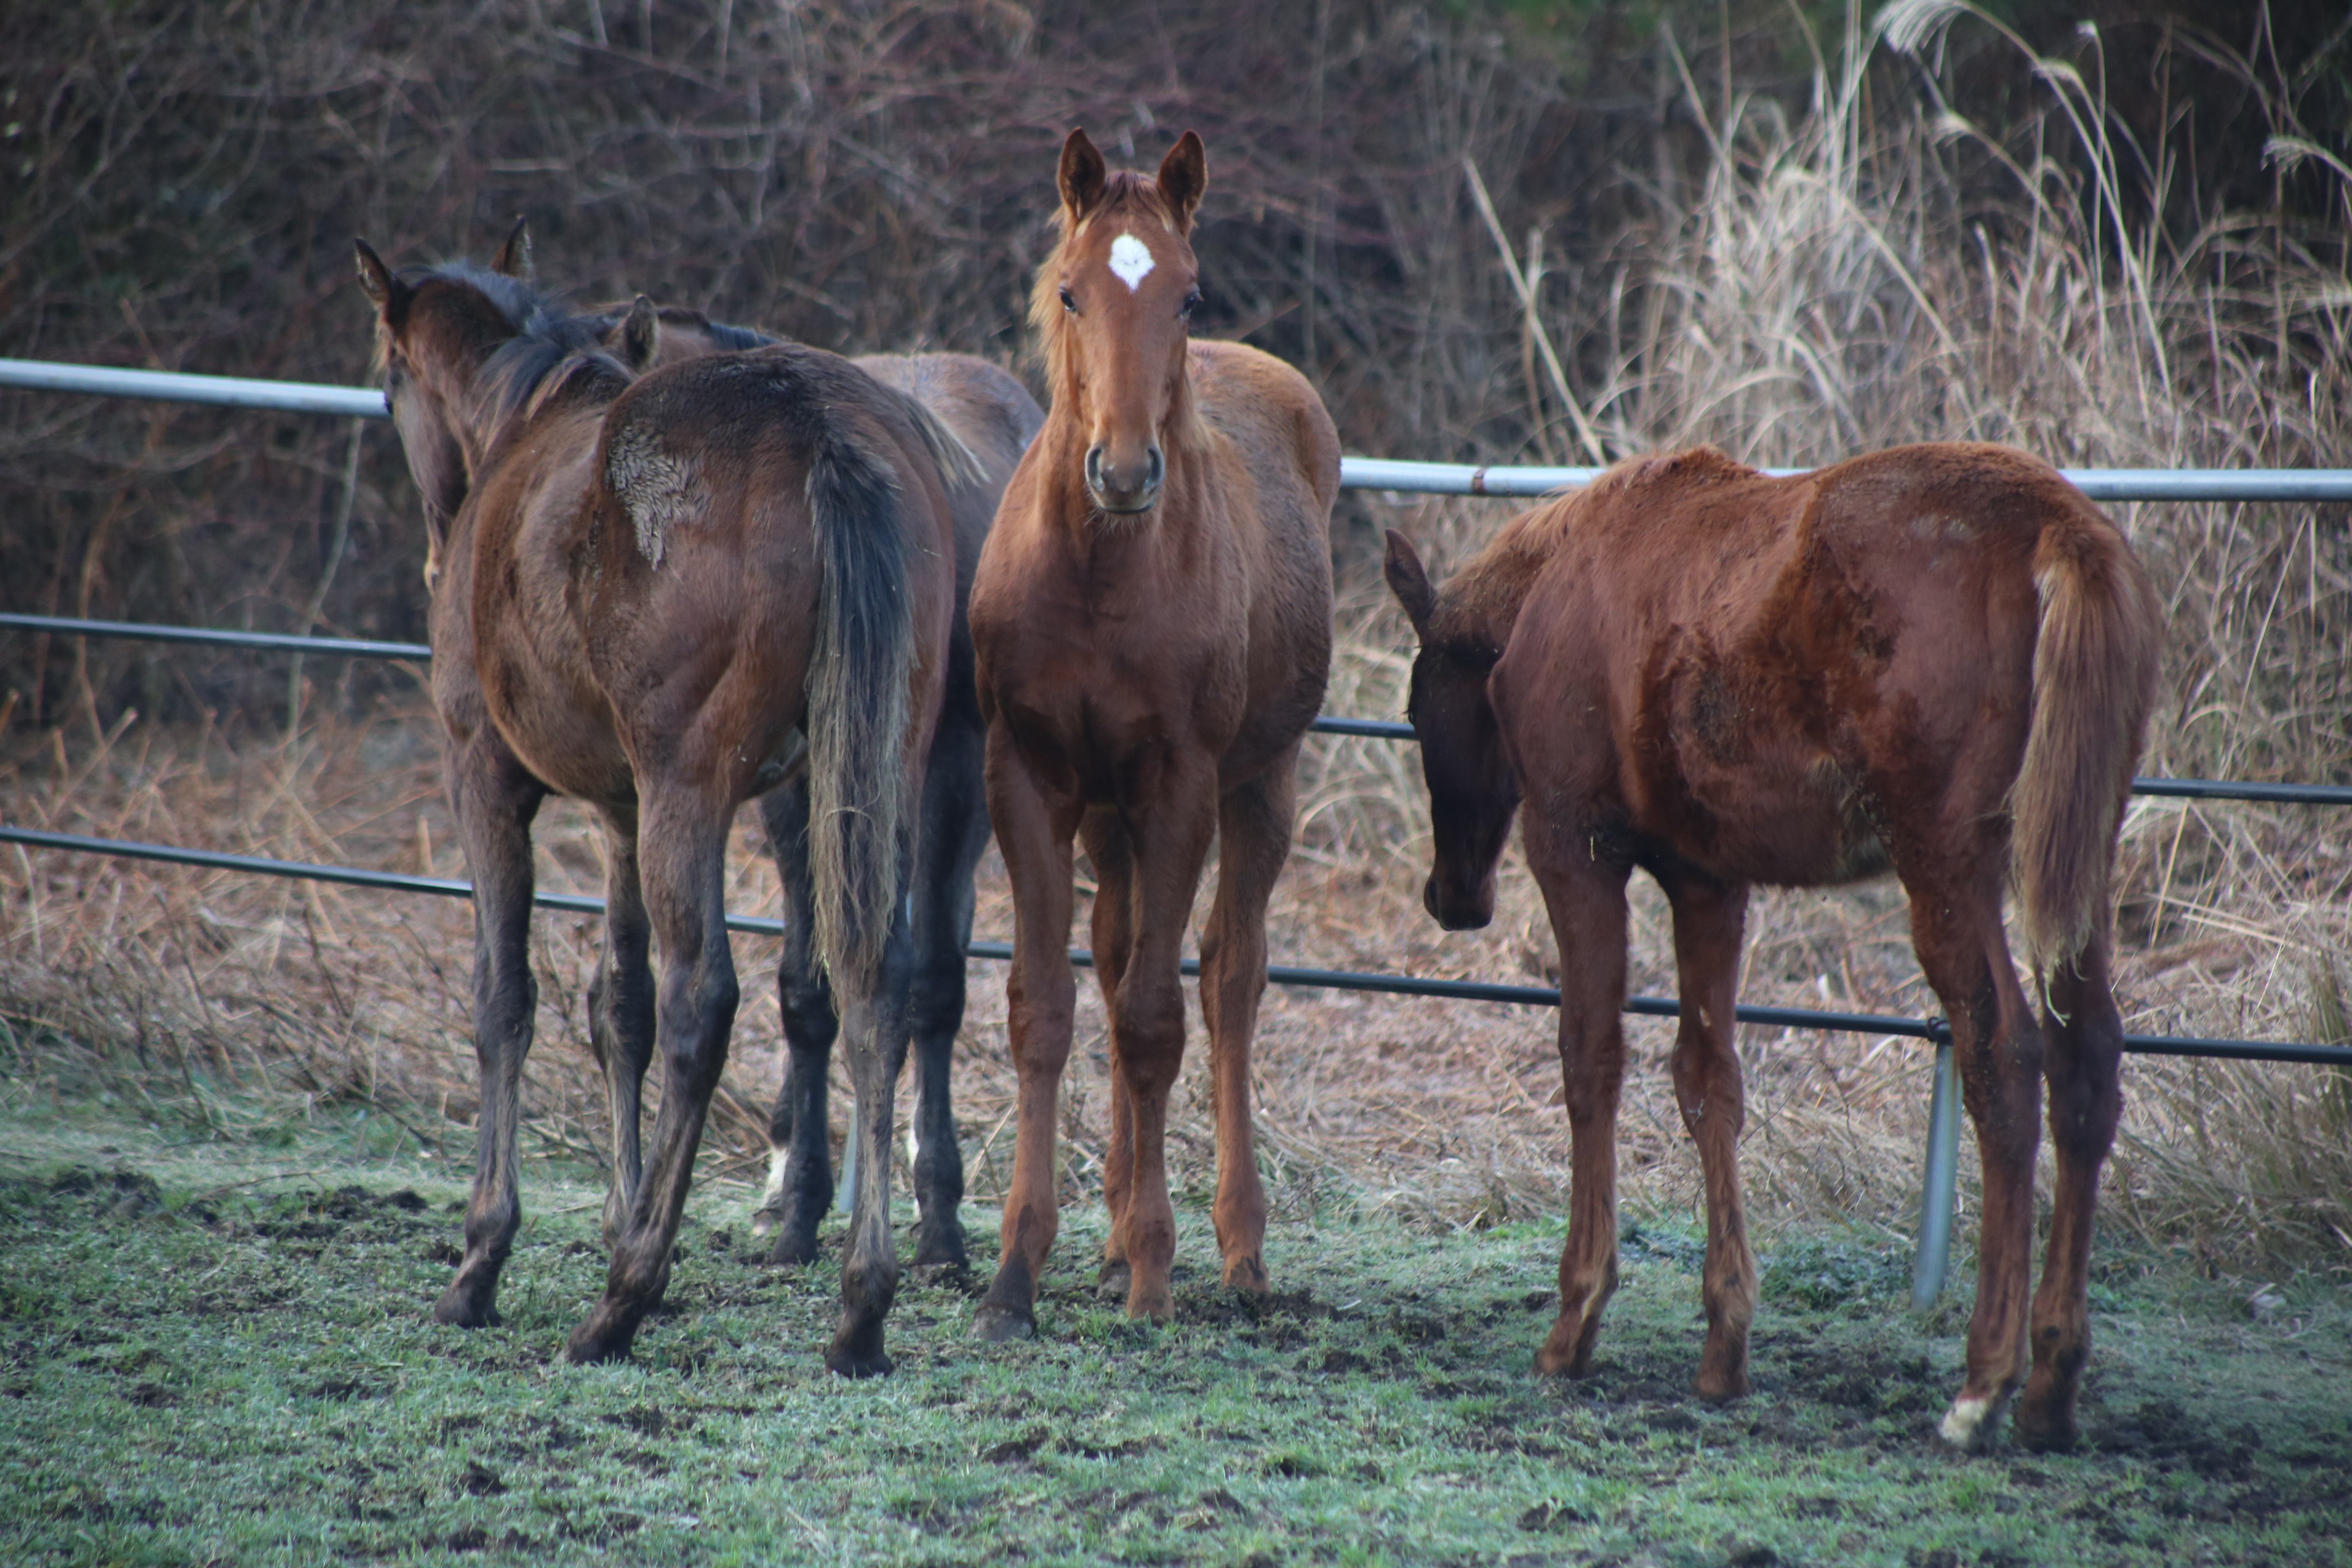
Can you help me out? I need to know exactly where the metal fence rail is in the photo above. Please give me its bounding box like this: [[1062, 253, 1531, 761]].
[[8, 353, 2351, 1307], [12, 356, 2352, 501], [13, 612, 2352, 808]]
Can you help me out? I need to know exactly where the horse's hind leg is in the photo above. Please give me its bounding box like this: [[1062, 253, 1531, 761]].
[[1898, 849, 2045, 1450], [1657, 868, 1758, 1401], [2015, 927, 2124, 1451], [753, 781, 840, 1267], [588, 805, 656, 1252], [1522, 841, 1633, 1379], [828, 847, 919, 1377], [567, 791, 738, 1365], [906, 717, 991, 1277], [1198, 758, 1303, 1296], [1079, 804, 1139, 1299], [436, 753, 546, 1329]]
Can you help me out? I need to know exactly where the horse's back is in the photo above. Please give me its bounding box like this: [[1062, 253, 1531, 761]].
[[1189, 339, 1340, 769], [1189, 339, 1342, 525], [853, 353, 1043, 479]]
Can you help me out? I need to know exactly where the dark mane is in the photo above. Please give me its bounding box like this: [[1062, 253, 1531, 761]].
[[401, 259, 623, 429]]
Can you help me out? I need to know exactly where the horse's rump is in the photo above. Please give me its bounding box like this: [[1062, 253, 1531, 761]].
[[591, 344, 959, 990]]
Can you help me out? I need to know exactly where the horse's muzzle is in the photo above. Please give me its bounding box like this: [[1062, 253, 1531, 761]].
[[1085, 443, 1163, 514], [1423, 875, 1495, 932]]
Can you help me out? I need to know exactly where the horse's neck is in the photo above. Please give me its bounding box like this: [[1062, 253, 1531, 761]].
[[1441, 506, 1565, 652]]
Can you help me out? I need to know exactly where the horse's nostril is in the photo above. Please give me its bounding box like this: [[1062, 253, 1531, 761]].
[[1085, 445, 1105, 492], [1146, 447, 1165, 490]]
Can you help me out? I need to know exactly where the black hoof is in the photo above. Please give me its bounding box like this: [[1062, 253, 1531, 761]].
[[826, 1320, 893, 1378], [765, 1227, 822, 1268], [564, 1303, 644, 1365], [432, 1277, 503, 1328], [913, 1221, 969, 1276]]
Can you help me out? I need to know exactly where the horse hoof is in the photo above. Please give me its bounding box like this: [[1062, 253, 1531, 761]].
[[432, 1283, 501, 1329], [765, 1228, 821, 1268], [1223, 1253, 1270, 1295], [911, 1259, 969, 1288], [2012, 1402, 2080, 1454], [1126, 1284, 1174, 1324], [1096, 1259, 1132, 1301], [564, 1324, 633, 1366], [748, 1205, 783, 1241], [1936, 1390, 2011, 1451], [913, 1226, 969, 1277], [972, 1304, 1034, 1344], [825, 1328, 894, 1379], [1694, 1368, 1751, 1403]]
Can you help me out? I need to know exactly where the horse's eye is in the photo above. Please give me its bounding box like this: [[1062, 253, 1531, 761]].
[[1059, 286, 1076, 314], [1180, 290, 1202, 320]]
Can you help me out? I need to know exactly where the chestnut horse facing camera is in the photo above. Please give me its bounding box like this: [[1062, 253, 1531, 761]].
[[356, 235, 971, 1376], [969, 129, 1341, 1340], [1385, 444, 2160, 1451]]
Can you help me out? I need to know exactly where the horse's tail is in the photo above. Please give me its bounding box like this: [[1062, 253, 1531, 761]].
[[2012, 501, 2162, 979], [804, 412, 919, 996]]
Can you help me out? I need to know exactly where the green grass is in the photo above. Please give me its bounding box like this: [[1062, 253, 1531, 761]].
[[2, 1097, 2347, 1567]]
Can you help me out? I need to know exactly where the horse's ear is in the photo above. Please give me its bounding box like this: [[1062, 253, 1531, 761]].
[[1156, 131, 1207, 234], [1384, 530, 1437, 634], [618, 295, 659, 374], [354, 238, 400, 312], [1058, 128, 1108, 221], [491, 216, 531, 279]]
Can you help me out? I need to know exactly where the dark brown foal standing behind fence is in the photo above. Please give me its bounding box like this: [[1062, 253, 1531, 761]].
[[356, 236, 971, 1375], [1384, 444, 2161, 1449], [969, 130, 1341, 1340]]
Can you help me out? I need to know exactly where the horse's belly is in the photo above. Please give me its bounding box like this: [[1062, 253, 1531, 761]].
[[1660, 755, 1889, 889], [482, 654, 634, 805]]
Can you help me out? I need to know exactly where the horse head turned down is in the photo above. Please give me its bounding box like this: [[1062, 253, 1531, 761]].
[[966, 129, 1341, 1341], [1385, 443, 2161, 1450], [355, 229, 973, 1376]]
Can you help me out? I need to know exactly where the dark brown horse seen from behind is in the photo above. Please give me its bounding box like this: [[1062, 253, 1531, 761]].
[[589, 291, 1044, 1278], [356, 232, 980, 1374], [1385, 443, 2160, 1449], [969, 131, 1341, 1339]]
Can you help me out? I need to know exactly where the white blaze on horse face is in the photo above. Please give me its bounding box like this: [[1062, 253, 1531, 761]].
[[1107, 233, 1155, 292]]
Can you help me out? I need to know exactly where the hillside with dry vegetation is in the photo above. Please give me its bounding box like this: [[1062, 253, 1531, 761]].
[[3, 1, 2350, 1277]]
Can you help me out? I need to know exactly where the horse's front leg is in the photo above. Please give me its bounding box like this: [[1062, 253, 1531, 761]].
[[1658, 868, 1758, 1401], [753, 781, 840, 1267], [2016, 929, 2125, 1451], [1103, 755, 1218, 1324], [435, 747, 546, 1328], [588, 804, 656, 1252], [827, 843, 920, 1377], [1523, 835, 1633, 1379], [973, 734, 1080, 1343], [566, 788, 737, 1364], [1078, 804, 1139, 1301], [1198, 757, 1304, 1296]]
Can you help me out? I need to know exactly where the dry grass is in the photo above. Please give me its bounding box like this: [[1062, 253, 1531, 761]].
[[4, 6, 2350, 1278]]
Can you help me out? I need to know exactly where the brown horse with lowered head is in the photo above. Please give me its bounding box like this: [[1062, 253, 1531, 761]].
[[356, 235, 970, 1375], [968, 130, 1341, 1340], [1384, 443, 2160, 1450]]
